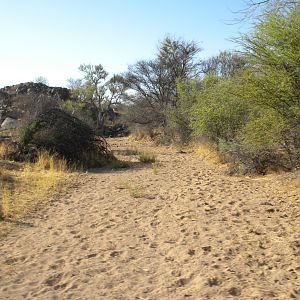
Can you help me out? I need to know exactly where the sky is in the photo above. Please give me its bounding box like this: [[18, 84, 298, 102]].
[[0, 0, 250, 88]]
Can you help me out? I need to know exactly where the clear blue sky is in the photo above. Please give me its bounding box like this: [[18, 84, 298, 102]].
[[0, 0, 249, 88]]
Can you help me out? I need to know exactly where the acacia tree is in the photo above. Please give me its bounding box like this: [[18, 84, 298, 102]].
[[68, 64, 123, 134], [188, 3, 300, 171], [233, 0, 299, 22], [121, 36, 202, 128], [237, 5, 300, 123]]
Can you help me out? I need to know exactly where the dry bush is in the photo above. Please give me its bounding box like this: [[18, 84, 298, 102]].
[[226, 146, 299, 175], [19, 108, 111, 167], [128, 126, 173, 145]]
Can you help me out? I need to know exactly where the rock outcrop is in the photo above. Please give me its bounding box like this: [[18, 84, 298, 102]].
[[0, 82, 70, 124], [0, 82, 69, 100]]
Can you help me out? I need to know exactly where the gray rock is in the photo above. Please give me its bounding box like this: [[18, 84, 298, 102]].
[[1, 117, 19, 129]]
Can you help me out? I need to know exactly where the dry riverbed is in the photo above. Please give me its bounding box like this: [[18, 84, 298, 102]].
[[0, 137, 299, 299]]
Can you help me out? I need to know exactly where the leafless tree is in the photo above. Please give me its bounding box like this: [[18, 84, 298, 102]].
[[67, 64, 123, 134], [201, 51, 248, 78], [120, 36, 202, 128], [232, 0, 299, 23]]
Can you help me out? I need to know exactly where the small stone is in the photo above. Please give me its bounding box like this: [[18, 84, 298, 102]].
[[207, 277, 220, 287], [188, 249, 195, 256], [202, 246, 211, 254], [110, 251, 119, 257], [228, 287, 241, 296]]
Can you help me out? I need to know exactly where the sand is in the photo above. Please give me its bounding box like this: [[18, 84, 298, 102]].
[[0, 137, 299, 300]]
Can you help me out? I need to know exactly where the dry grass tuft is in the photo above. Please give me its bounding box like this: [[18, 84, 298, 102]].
[[128, 133, 153, 143], [129, 186, 140, 198], [35, 151, 68, 172], [138, 151, 156, 163], [0, 185, 10, 219], [0, 142, 9, 158], [194, 144, 222, 165], [152, 163, 160, 175], [117, 181, 141, 198]]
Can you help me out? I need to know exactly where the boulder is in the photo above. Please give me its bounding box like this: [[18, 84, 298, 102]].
[[0, 82, 70, 126], [1, 117, 19, 129]]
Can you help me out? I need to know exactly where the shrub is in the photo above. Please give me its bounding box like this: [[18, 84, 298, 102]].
[[166, 80, 199, 143], [19, 121, 39, 145], [238, 110, 286, 149], [191, 75, 249, 143], [129, 185, 140, 198]]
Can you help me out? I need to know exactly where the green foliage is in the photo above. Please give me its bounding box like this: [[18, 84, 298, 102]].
[[191, 75, 249, 143], [166, 80, 199, 142], [234, 6, 300, 171], [237, 6, 300, 123], [174, 5, 300, 172], [19, 121, 39, 145], [239, 110, 286, 149]]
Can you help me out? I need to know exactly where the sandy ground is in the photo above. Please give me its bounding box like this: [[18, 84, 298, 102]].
[[0, 137, 299, 300]]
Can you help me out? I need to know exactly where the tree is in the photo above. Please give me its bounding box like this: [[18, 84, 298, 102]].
[[68, 64, 122, 134], [121, 59, 173, 127], [237, 5, 300, 123], [167, 79, 201, 142], [34, 76, 49, 85], [121, 36, 202, 128], [233, 0, 299, 22], [201, 51, 247, 78], [158, 36, 202, 104], [189, 4, 300, 172]]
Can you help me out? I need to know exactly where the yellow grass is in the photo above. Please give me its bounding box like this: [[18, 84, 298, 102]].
[[0, 185, 10, 219], [128, 133, 153, 143], [129, 185, 141, 198], [194, 143, 222, 165], [0, 151, 69, 235], [0, 142, 7, 157], [152, 163, 159, 175]]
